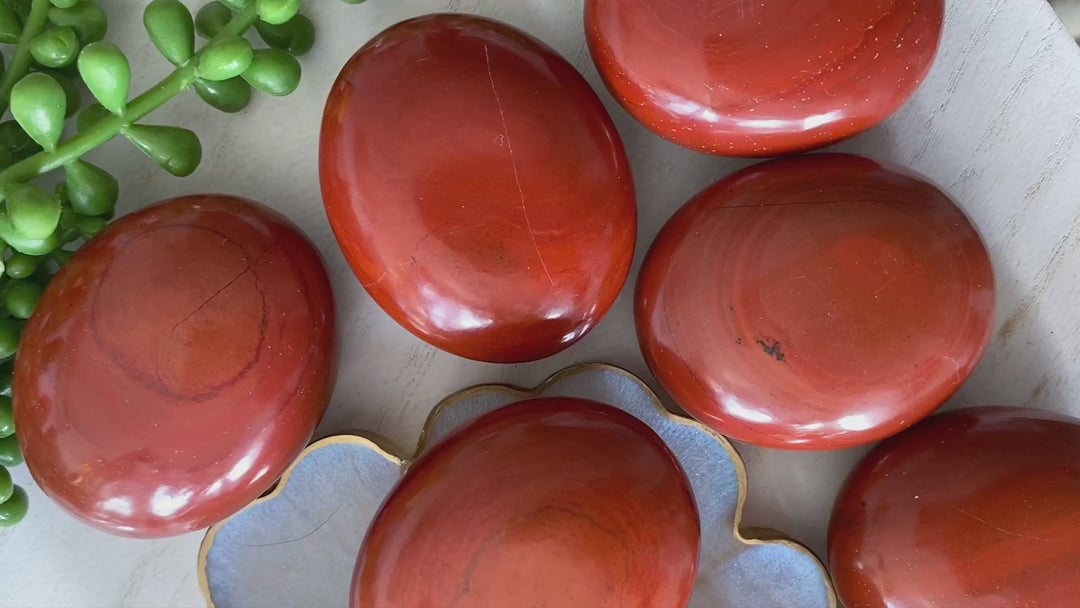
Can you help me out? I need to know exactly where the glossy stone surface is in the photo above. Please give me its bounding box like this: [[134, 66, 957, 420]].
[[636, 154, 994, 450], [14, 195, 336, 538], [829, 406, 1080, 607], [351, 397, 700, 608], [585, 0, 944, 156], [321, 14, 636, 363]]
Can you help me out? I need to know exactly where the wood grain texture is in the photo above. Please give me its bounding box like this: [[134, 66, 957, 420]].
[[1, 0, 1079, 606]]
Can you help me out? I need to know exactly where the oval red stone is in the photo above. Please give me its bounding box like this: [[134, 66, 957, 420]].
[[829, 406, 1080, 607], [321, 14, 637, 363], [352, 398, 700, 608], [586, 0, 944, 156], [14, 194, 336, 537], [636, 154, 994, 449]]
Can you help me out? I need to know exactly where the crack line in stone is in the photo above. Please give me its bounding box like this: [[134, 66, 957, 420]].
[[484, 43, 555, 287]]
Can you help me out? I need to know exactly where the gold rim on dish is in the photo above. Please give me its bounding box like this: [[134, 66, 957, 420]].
[[197, 434, 405, 608], [198, 362, 837, 608]]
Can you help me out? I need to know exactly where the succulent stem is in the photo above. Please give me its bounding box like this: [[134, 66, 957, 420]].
[[0, 0, 53, 116], [0, 0, 260, 185]]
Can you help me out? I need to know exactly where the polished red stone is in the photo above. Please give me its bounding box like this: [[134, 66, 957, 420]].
[[635, 154, 994, 450], [585, 0, 944, 156], [321, 14, 637, 363], [352, 398, 700, 608], [14, 195, 336, 538], [829, 406, 1080, 607]]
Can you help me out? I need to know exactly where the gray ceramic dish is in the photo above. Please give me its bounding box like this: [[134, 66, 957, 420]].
[[198, 363, 837, 608]]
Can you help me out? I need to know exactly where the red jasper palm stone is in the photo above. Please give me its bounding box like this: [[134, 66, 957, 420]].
[[636, 154, 994, 449], [352, 397, 701, 608], [14, 194, 336, 537], [321, 14, 637, 363], [830, 406, 1080, 607], [586, 0, 944, 156]]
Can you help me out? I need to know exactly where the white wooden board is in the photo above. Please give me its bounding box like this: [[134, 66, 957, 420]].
[[2, 0, 1079, 606]]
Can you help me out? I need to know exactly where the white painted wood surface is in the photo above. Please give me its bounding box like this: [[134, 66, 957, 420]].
[[1050, 0, 1080, 37], [2, 0, 1078, 605]]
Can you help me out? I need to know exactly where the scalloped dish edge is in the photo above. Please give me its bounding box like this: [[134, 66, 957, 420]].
[[197, 362, 837, 607]]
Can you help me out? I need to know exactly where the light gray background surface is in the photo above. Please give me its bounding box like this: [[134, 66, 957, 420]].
[[2, 0, 1079, 605]]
